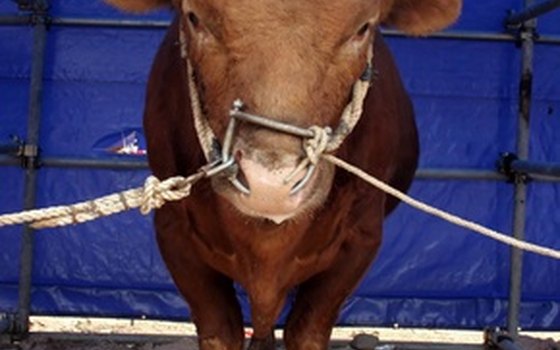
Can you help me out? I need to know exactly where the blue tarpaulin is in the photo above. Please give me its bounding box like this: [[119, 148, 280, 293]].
[[1, 1, 559, 330]]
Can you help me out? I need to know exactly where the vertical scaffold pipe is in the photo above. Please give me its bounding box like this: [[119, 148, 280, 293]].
[[15, 0, 49, 337], [507, 0, 536, 338]]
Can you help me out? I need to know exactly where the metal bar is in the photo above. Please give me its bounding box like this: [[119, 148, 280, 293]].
[[0, 14, 31, 26], [0, 156, 150, 169], [0, 156, 513, 179], [3, 14, 560, 44], [507, 0, 536, 338], [537, 35, 560, 44], [415, 169, 505, 181], [384, 29, 560, 45], [0, 155, 19, 166], [506, 0, 560, 27], [510, 159, 560, 178], [382, 29, 517, 42], [6, 156, 560, 182], [50, 17, 170, 29], [232, 110, 316, 139], [15, 0, 49, 337], [0, 145, 20, 155], [41, 157, 149, 170]]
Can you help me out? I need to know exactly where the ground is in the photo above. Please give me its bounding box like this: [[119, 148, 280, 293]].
[[0, 317, 558, 350]]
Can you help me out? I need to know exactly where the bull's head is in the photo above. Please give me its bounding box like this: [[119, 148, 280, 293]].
[[107, 0, 461, 224]]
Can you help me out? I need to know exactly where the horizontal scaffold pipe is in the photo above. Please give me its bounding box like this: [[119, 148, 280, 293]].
[[0, 156, 525, 181], [1, 15, 560, 44], [510, 159, 560, 179], [5, 156, 560, 182], [50, 17, 170, 29]]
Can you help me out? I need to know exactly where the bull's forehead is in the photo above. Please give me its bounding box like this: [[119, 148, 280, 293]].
[[184, 0, 380, 43]]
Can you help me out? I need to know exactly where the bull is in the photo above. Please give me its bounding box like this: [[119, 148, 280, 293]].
[[105, 1, 461, 349]]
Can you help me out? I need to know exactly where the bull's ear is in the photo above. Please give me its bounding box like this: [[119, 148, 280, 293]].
[[105, 0, 171, 12], [380, 0, 462, 36]]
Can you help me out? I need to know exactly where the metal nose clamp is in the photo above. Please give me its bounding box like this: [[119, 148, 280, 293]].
[[218, 99, 324, 196]]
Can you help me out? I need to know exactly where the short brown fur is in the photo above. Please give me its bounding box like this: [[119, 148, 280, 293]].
[[105, 1, 461, 349]]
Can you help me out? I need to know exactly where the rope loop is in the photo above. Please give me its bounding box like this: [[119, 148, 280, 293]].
[[285, 126, 332, 184], [304, 126, 332, 165], [140, 176, 165, 215]]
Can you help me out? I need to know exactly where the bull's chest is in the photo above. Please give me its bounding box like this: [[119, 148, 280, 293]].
[[185, 184, 353, 294], [190, 222, 336, 281], [188, 212, 348, 293]]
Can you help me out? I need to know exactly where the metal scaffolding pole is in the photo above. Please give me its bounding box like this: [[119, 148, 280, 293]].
[[51, 17, 170, 29], [0, 156, 523, 181], [507, 0, 536, 338], [498, 153, 560, 181], [13, 0, 49, 337], [1, 13, 560, 44], [40, 157, 149, 170], [511, 160, 560, 177], [0, 0, 559, 337]]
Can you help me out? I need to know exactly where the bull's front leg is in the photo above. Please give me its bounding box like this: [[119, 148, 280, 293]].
[[284, 201, 383, 350], [155, 205, 245, 350], [247, 287, 289, 350]]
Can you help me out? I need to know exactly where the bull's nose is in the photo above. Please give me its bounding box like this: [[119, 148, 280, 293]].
[[227, 151, 313, 224], [235, 155, 307, 198]]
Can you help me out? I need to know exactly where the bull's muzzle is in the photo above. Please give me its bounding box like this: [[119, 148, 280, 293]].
[[214, 99, 329, 196]]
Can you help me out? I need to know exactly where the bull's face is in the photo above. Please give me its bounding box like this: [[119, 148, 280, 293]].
[[182, 0, 382, 224], [107, 0, 461, 224]]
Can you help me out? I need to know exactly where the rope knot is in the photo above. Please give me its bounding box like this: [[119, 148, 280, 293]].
[[304, 126, 332, 165], [284, 126, 332, 184], [140, 176, 193, 215]]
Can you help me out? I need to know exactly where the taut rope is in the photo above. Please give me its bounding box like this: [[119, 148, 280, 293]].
[[0, 172, 203, 229], [1, 23, 558, 263], [0, 152, 559, 260]]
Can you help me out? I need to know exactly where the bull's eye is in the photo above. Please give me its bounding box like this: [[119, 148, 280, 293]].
[[187, 12, 200, 29]]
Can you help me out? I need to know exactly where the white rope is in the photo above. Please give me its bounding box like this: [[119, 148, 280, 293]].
[[0, 173, 203, 230], [180, 20, 218, 162], [1, 29, 557, 262], [322, 154, 560, 260], [285, 126, 331, 183], [0, 152, 558, 260], [326, 48, 373, 152]]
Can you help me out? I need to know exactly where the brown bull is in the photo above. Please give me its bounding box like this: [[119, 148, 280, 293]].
[[106, 1, 461, 349]]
